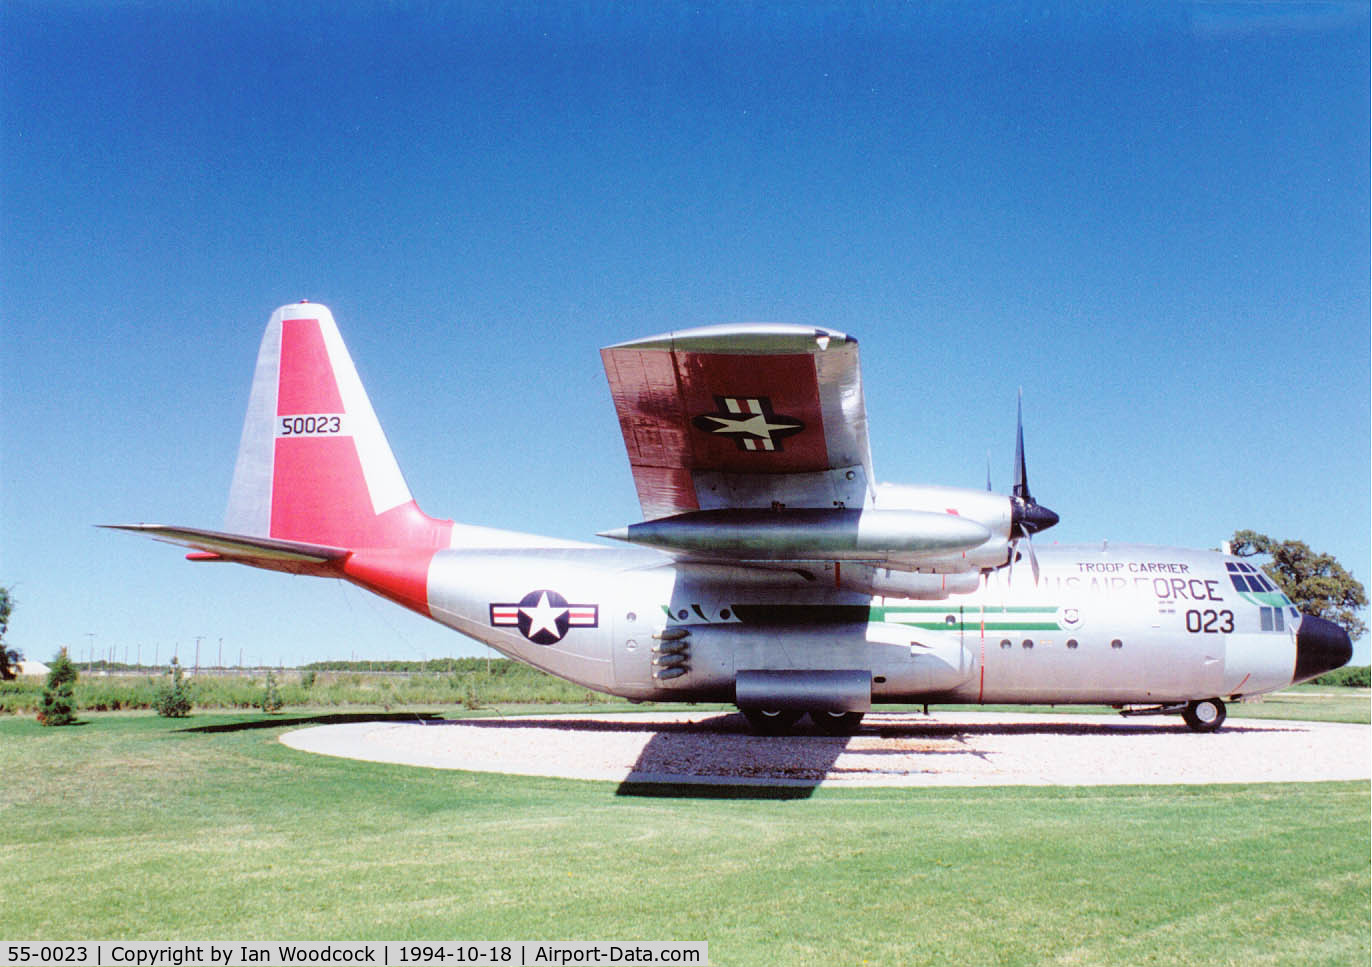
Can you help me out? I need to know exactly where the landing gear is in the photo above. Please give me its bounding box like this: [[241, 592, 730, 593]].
[[742, 707, 803, 735], [810, 709, 865, 735], [740, 707, 866, 735], [1181, 697, 1226, 732]]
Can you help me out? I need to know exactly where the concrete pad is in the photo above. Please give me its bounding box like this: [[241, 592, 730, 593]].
[[280, 710, 1372, 788]]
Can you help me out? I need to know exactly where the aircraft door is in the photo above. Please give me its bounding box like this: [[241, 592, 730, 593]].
[[612, 605, 658, 693]]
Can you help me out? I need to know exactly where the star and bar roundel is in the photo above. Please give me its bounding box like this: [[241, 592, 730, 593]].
[[490, 590, 599, 645], [691, 395, 806, 452]]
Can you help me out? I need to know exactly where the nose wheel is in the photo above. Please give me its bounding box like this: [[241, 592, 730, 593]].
[[1181, 697, 1226, 732]]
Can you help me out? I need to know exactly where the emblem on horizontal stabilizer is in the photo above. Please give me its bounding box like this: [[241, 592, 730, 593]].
[[489, 590, 599, 645], [692, 396, 805, 452]]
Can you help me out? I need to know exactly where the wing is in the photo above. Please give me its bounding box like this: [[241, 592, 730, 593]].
[[601, 324, 1004, 585], [601, 323, 874, 520]]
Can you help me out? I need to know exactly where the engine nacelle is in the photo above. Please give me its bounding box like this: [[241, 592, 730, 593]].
[[873, 482, 1014, 571], [602, 507, 990, 562]]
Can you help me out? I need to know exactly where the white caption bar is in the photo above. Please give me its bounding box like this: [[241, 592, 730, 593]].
[[1, 943, 707, 967]]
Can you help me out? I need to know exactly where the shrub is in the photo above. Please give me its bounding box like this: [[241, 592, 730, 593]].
[[154, 658, 193, 717], [1314, 665, 1370, 688], [260, 670, 284, 713]]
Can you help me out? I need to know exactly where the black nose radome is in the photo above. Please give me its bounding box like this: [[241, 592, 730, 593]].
[[1293, 614, 1353, 684], [1012, 499, 1060, 537]]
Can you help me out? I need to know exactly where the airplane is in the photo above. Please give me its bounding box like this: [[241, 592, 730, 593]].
[[107, 302, 1352, 734]]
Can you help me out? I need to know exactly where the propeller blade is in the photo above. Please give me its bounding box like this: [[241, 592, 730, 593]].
[[1026, 534, 1041, 585], [1013, 388, 1029, 501], [986, 451, 993, 492], [1008, 390, 1059, 539], [1006, 535, 1043, 587], [1004, 391, 1055, 587]]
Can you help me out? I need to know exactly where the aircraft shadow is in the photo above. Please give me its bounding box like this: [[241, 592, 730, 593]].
[[452, 712, 846, 799], [614, 712, 848, 799], [178, 711, 444, 733]]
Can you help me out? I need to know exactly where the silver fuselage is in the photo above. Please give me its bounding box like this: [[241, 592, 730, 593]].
[[419, 540, 1300, 707]]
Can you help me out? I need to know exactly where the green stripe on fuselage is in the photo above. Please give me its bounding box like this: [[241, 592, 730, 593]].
[[873, 604, 1062, 632]]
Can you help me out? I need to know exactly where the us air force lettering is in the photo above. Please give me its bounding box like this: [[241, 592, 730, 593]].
[[107, 304, 1352, 734]]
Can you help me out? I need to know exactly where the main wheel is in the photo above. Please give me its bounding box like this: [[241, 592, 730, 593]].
[[742, 707, 802, 735], [810, 709, 865, 735], [1181, 697, 1226, 732]]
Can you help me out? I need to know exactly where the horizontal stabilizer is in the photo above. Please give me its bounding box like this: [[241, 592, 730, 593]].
[[100, 524, 348, 575]]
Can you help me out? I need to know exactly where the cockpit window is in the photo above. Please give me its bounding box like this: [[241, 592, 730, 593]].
[[1226, 561, 1278, 594], [1229, 562, 1295, 630]]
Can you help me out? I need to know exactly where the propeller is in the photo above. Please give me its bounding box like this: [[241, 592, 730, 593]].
[[1008, 390, 1059, 584]]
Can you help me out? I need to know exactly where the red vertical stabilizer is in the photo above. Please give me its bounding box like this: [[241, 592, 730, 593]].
[[222, 303, 453, 612]]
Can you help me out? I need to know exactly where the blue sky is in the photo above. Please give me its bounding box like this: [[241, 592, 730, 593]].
[[3, 1, 1368, 669]]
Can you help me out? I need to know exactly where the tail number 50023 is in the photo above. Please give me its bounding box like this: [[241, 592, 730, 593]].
[[279, 415, 343, 436]]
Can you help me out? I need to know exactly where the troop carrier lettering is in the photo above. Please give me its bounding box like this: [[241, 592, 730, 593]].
[[1076, 561, 1191, 573]]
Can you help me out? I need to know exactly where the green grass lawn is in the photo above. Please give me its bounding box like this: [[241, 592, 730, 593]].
[[1231, 685, 1370, 723], [2, 711, 1367, 966]]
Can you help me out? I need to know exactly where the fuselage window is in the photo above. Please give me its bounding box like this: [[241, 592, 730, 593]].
[[1110, 638, 1123, 649], [1021, 639, 1034, 649], [1000, 638, 1012, 649], [1066, 638, 1079, 649]]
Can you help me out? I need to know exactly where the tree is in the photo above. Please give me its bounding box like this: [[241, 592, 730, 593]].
[[1230, 530, 1368, 640], [154, 656, 192, 718], [0, 586, 19, 680], [38, 647, 78, 726]]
